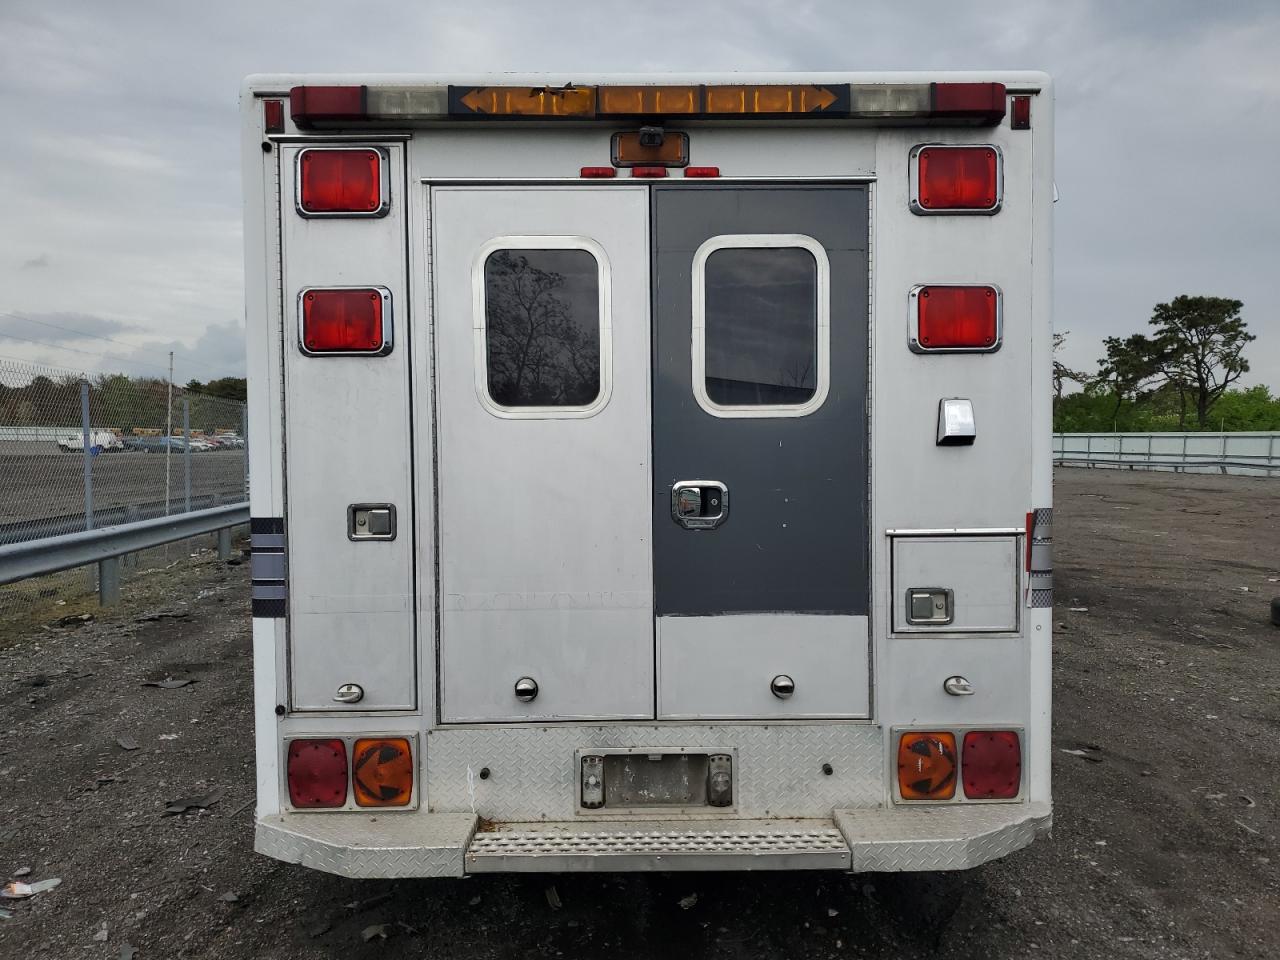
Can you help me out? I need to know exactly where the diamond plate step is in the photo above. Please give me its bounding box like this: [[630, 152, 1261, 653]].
[[465, 818, 850, 872]]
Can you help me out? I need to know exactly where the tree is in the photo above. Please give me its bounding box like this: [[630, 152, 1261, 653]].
[[1052, 331, 1088, 402], [1093, 334, 1166, 425], [1147, 296, 1253, 428]]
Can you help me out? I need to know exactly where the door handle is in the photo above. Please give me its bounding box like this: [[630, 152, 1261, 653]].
[[671, 480, 729, 530]]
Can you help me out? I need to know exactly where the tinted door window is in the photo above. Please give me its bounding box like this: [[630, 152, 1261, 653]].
[[483, 248, 601, 408]]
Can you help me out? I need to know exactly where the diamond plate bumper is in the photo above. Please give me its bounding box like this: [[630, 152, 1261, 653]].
[[256, 802, 1049, 877], [834, 801, 1052, 871]]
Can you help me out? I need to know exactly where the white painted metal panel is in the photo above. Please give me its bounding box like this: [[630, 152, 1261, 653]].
[[432, 186, 653, 722], [280, 143, 416, 711], [657, 615, 869, 719], [891, 536, 1019, 633]]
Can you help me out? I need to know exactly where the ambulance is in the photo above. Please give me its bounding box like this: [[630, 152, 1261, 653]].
[[241, 72, 1054, 876]]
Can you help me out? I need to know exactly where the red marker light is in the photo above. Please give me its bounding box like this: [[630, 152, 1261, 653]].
[[286, 738, 348, 808], [297, 148, 386, 216], [912, 285, 1001, 353], [962, 731, 1022, 799], [914, 146, 1000, 212], [579, 166, 617, 178], [300, 288, 390, 355], [629, 166, 669, 178], [1011, 95, 1031, 130], [683, 166, 720, 178], [263, 99, 284, 134]]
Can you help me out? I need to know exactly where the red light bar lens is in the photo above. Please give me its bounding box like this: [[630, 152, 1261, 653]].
[[913, 286, 1000, 352], [579, 166, 617, 179], [684, 166, 720, 178], [298, 149, 384, 216], [301, 289, 389, 354], [630, 166, 668, 178], [263, 99, 284, 134], [290, 85, 366, 125], [931, 82, 1006, 121], [287, 738, 348, 808], [916, 146, 999, 211], [962, 731, 1021, 799]]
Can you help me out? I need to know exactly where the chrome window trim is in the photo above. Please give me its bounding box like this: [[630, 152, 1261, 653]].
[[296, 286, 394, 357], [907, 284, 1004, 355], [294, 145, 391, 219], [908, 143, 1003, 216], [471, 236, 613, 420], [691, 233, 831, 419]]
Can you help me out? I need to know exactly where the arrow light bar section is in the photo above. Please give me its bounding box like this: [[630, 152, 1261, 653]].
[[290, 83, 1006, 125]]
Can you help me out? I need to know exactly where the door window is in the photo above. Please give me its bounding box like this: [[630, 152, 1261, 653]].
[[476, 238, 612, 418], [692, 234, 830, 418]]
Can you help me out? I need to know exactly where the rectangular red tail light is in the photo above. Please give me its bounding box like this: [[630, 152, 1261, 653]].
[[910, 145, 1001, 215], [962, 730, 1022, 799], [287, 738, 348, 808], [299, 288, 392, 356], [296, 147, 388, 217], [909, 285, 1002, 353]]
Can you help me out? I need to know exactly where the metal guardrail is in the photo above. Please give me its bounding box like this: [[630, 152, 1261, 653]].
[[1053, 432, 1280, 477], [0, 502, 248, 605]]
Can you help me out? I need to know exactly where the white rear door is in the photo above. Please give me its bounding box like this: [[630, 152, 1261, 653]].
[[431, 185, 653, 722]]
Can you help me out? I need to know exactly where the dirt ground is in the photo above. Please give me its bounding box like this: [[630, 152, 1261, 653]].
[[1, 468, 1277, 960]]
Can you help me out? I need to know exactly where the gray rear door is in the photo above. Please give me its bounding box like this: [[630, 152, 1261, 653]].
[[652, 185, 870, 718]]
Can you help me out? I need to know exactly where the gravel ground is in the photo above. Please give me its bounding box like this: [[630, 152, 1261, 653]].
[[1, 468, 1277, 959]]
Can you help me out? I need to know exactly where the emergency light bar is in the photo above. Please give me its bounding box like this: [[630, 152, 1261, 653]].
[[290, 82, 1007, 126]]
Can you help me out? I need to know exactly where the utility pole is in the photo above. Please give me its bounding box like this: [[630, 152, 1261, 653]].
[[165, 351, 173, 517]]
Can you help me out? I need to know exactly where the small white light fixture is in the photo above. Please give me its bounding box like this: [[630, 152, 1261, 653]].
[[937, 398, 976, 446]]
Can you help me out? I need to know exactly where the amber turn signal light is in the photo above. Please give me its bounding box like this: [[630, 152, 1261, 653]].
[[352, 738, 413, 807], [897, 732, 958, 800]]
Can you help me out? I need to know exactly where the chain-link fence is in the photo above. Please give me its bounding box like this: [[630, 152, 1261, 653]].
[[0, 357, 248, 629]]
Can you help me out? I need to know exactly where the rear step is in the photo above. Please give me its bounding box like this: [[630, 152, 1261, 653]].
[[465, 818, 850, 872]]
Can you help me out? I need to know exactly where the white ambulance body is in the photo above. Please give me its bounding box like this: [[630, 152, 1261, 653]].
[[242, 72, 1054, 876]]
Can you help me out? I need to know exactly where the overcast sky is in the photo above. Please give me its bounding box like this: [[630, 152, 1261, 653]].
[[0, 0, 1276, 390]]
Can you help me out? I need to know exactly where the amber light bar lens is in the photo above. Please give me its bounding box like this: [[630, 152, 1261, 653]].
[[897, 732, 958, 800]]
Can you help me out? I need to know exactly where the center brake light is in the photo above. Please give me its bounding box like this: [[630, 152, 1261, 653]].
[[909, 285, 1002, 354], [299, 288, 393, 356], [910, 145, 1001, 214]]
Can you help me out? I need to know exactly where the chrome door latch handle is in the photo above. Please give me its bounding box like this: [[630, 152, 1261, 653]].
[[943, 676, 974, 697], [334, 683, 365, 704], [671, 480, 729, 530]]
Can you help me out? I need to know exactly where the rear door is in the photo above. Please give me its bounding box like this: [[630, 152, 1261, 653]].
[[651, 185, 870, 719], [432, 185, 653, 722]]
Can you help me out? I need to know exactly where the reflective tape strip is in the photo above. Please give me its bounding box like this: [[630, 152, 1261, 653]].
[[250, 516, 285, 535], [252, 598, 287, 618], [251, 533, 286, 550], [1031, 507, 1052, 540], [1029, 542, 1053, 572], [1029, 587, 1053, 609], [251, 551, 285, 581], [252, 581, 287, 601], [1027, 506, 1052, 607]]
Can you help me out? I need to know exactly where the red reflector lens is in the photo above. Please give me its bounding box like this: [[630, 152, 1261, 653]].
[[931, 82, 1007, 121], [1011, 95, 1031, 130], [914, 286, 1000, 351], [683, 166, 720, 178], [290, 85, 366, 125], [301, 289, 387, 354], [962, 731, 1021, 799], [629, 166, 668, 178], [263, 99, 284, 134], [287, 738, 348, 808], [298, 149, 384, 215], [917, 146, 999, 210], [579, 166, 617, 178]]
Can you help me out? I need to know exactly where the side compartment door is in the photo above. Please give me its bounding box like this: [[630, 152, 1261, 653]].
[[652, 185, 871, 719], [432, 186, 654, 722]]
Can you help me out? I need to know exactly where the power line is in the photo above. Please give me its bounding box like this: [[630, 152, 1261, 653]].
[[0, 329, 180, 376], [0, 313, 225, 378]]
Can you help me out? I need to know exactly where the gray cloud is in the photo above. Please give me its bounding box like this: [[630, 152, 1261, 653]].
[[0, 0, 1275, 389], [21, 254, 48, 269]]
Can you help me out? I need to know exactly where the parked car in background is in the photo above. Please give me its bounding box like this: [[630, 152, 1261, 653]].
[[57, 431, 123, 453]]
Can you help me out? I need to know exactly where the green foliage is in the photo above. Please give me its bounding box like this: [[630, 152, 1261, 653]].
[[1055, 384, 1280, 432]]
